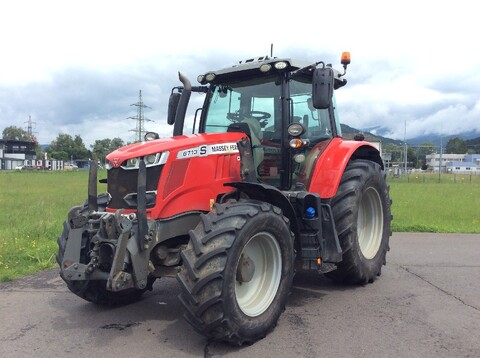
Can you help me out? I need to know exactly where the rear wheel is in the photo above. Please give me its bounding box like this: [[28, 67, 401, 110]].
[[326, 159, 392, 284], [177, 200, 294, 345], [56, 209, 151, 305]]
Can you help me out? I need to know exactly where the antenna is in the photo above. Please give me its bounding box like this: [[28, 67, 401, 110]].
[[128, 90, 153, 142], [270, 43, 273, 58]]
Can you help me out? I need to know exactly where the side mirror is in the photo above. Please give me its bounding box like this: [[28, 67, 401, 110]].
[[312, 67, 334, 109], [167, 92, 181, 125]]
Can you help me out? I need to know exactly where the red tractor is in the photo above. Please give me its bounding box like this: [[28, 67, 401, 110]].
[[57, 52, 391, 345]]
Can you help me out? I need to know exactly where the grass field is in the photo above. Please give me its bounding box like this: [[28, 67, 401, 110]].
[[0, 170, 107, 282], [389, 174, 480, 232], [0, 170, 479, 282]]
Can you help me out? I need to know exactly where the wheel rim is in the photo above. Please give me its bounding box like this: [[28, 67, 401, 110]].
[[235, 232, 282, 317], [357, 187, 384, 259]]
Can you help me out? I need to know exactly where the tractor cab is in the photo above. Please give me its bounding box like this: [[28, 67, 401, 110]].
[[168, 54, 350, 190]]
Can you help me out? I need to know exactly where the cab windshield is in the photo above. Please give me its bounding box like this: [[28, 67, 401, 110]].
[[202, 76, 335, 188], [203, 77, 334, 144]]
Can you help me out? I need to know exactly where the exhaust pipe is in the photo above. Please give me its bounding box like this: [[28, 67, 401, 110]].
[[173, 72, 192, 136]]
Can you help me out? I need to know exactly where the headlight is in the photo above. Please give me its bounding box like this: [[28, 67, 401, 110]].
[[145, 154, 157, 165], [144, 132, 159, 141], [260, 64, 272, 73], [125, 158, 138, 168], [288, 123, 306, 136], [293, 153, 306, 163], [205, 73, 216, 82], [120, 152, 170, 170]]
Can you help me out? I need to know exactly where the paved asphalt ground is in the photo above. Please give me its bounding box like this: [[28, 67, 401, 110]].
[[1, 232, 479, 358]]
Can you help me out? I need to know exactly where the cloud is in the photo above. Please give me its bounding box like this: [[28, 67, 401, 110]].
[[0, 53, 244, 146], [1, 0, 479, 148]]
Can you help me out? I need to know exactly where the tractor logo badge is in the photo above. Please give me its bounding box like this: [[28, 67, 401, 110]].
[[112, 158, 120, 168]]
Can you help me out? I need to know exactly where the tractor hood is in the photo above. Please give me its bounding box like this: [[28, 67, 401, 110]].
[[106, 132, 245, 169]]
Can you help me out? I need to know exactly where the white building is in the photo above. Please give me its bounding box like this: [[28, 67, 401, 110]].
[[0, 139, 65, 170], [446, 154, 480, 174], [426, 153, 480, 174], [0, 139, 37, 170]]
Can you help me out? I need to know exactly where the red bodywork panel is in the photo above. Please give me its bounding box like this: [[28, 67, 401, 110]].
[[106, 132, 244, 219], [307, 137, 380, 198], [105, 134, 379, 219]]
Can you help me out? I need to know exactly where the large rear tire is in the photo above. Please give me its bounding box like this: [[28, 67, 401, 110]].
[[326, 159, 392, 284], [56, 214, 150, 305], [177, 200, 294, 345]]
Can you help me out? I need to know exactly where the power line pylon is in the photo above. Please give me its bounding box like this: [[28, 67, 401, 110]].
[[128, 90, 153, 142], [25, 115, 37, 142]]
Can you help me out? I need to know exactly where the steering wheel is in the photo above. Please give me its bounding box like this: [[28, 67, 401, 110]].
[[227, 111, 271, 122], [248, 111, 271, 120]]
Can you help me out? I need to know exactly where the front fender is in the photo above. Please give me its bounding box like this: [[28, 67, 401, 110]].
[[308, 137, 383, 199], [223, 181, 298, 234]]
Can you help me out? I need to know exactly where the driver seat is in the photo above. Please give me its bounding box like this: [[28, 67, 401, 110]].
[[226, 118, 265, 173], [241, 118, 264, 167]]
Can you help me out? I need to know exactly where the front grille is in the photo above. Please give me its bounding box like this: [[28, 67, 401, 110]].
[[107, 165, 163, 209]]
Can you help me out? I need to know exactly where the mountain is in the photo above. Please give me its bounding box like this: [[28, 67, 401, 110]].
[[340, 124, 404, 146], [341, 124, 480, 151], [406, 132, 480, 147]]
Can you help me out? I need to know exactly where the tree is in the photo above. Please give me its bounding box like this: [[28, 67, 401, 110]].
[[445, 137, 467, 154], [407, 146, 416, 168], [383, 144, 403, 163], [2, 126, 30, 141], [91, 137, 125, 164], [465, 136, 480, 154], [416, 141, 436, 169], [110, 137, 125, 150], [46, 133, 90, 161], [72, 135, 90, 159]]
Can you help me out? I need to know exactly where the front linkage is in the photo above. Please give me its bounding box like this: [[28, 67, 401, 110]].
[[60, 208, 154, 291], [58, 159, 156, 301]]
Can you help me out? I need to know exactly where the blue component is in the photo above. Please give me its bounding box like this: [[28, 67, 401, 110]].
[[305, 207, 316, 219]]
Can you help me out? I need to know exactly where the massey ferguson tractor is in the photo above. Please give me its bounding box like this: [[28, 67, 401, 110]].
[[57, 52, 392, 345]]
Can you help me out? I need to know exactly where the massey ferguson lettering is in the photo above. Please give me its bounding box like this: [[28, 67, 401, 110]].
[[177, 142, 239, 159], [211, 144, 237, 152]]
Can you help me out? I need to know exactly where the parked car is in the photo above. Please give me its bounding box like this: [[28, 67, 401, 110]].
[[64, 163, 79, 171], [15, 165, 37, 171]]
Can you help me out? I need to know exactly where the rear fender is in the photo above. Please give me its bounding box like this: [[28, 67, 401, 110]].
[[308, 137, 383, 199]]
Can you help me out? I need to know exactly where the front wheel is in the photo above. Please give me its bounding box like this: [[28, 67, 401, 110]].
[[177, 200, 294, 345], [326, 159, 392, 284]]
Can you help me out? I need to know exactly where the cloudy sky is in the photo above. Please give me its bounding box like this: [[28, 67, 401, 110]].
[[1, 0, 479, 148]]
